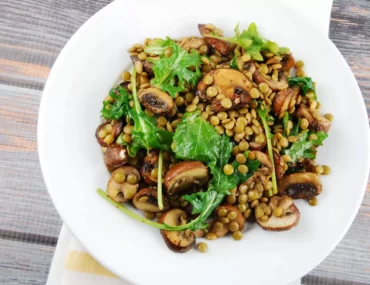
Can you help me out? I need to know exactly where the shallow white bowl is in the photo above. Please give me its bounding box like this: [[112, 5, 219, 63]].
[[38, 0, 370, 284]]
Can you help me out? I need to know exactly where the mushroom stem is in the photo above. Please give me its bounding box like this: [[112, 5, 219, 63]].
[[157, 150, 164, 210]]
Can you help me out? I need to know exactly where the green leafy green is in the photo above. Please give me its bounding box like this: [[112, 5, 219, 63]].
[[101, 86, 130, 120], [257, 108, 278, 195], [123, 68, 173, 156], [284, 130, 328, 163], [208, 23, 289, 61], [175, 112, 260, 230], [230, 54, 238, 70], [172, 111, 220, 165], [232, 159, 260, 183], [288, 77, 317, 100], [144, 37, 202, 97], [290, 119, 301, 136]]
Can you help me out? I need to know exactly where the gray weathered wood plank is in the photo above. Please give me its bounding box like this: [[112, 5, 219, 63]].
[[0, 239, 55, 285], [0, 84, 62, 240]]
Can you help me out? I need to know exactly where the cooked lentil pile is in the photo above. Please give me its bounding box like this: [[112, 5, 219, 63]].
[[96, 23, 332, 253]]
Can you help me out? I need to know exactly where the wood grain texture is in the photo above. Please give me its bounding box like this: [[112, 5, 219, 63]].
[[0, 239, 55, 285], [0, 0, 369, 284]]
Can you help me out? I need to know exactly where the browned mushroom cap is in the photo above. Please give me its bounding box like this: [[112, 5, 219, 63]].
[[196, 69, 254, 112], [257, 196, 300, 231], [138, 87, 174, 115], [273, 87, 299, 116], [278, 172, 322, 199], [281, 54, 296, 71], [198, 24, 235, 56], [273, 151, 285, 179], [212, 205, 245, 237], [253, 70, 289, 92], [181, 37, 208, 51], [296, 105, 331, 133], [164, 161, 209, 195], [158, 209, 195, 253], [104, 144, 129, 171], [95, 120, 123, 147], [133, 188, 169, 212], [106, 166, 141, 203], [130, 56, 153, 76]]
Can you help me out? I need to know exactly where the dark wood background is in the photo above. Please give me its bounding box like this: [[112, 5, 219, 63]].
[[0, 0, 369, 284]]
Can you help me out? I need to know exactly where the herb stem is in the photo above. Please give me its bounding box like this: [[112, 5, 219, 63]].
[[157, 151, 164, 210], [131, 67, 142, 114], [97, 188, 168, 230], [258, 109, 278, 195]]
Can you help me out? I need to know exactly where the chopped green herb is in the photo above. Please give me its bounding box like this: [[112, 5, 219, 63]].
[[284, 130, 328, 163], [144, 37, 202, 97], [230, 54, 238, 69], [288, 77, 317, 100], [101, 86, 130, 120], [290, 119, 301, 136]]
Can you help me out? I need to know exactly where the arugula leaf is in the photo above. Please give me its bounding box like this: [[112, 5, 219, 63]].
[[230, 54, 238, 70], [144, 37, 202, 97], [284, 130, 328, 163], [125, 68, 173, 156], [288, 77, 317, 100], [172, 111, 220, 165], [101, 86, 130, 120], [257, 108, 278, 195]]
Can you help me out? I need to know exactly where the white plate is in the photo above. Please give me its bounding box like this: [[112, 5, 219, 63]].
[[38, 0, 370, 284]]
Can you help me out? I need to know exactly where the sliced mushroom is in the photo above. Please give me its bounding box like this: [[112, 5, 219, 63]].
[[106, 166, 141, 203], [257, 196, 300, 231], [130, 56, 153, 76], [246, 151, 273, 185], [278, 172, 322, 199], [133, 188, 169, 212], [181, 37, 208, 51], [95, 120, 123, 147], [296, 105, 331, 133], [272, 87, 299, 116], [249, 141, 267, 151], [140, 150, 159, 185], [138, 87, 174, 114], [158, 209, 195, 253], [196, 69, 254, 111], [104, 144, 129, 171], [211, 205, 245, 237], [164, 161, 209, 195], [253, 70, 288, 92], [198, 24, 235, 56], [273, 151, 285, 179], [281, 54, 296, 71], [244, 61, 257, 74]]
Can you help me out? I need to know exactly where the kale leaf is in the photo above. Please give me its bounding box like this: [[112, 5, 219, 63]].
[[284, 130, 328, 163], [101, 86, 130, 120], [144, 37, 202, 97]]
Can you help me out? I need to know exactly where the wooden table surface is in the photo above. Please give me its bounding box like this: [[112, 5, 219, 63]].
[[0, 0, 369, 284]]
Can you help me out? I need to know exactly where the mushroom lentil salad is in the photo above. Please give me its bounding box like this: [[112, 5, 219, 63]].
[[96, 23, 332, 253]]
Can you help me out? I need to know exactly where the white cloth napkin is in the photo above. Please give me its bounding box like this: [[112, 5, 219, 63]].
[[46, 1, 333, 284]]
